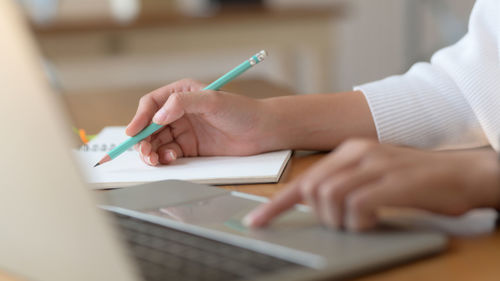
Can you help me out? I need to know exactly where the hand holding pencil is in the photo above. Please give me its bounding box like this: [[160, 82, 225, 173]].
[[124, 79, 274, 166], [95, 51, 269, 167]]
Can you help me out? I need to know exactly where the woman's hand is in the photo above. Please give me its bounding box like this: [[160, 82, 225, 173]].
[[125, 79, 278, 166], [126, 78, 377, 166], [244, 139, 500, 231]]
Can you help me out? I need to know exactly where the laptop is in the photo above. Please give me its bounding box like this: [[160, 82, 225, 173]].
[[0, 2, 447, 281]]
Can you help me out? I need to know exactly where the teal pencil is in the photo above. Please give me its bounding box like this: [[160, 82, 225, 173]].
[[94, 50, 268, 167]]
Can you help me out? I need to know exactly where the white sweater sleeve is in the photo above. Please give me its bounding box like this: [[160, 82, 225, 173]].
[[355, 0, 500, 150]]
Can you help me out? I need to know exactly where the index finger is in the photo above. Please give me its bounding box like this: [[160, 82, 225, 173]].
[[243, 182, 302, 228], [125, 79, 207, 136], [125, 92, 161, 136]]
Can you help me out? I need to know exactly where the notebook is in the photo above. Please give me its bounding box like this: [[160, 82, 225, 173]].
[[74, 127, 292, 189]]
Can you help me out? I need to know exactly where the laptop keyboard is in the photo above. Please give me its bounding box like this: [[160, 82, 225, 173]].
[[111, 212, 303, 281]]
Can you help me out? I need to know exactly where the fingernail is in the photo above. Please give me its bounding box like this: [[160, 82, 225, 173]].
[[242, 213, 256, 227], [146, 155, 153, 165], [165, 150, 177, 161], [242, 208, 263, 228], [150, 153, 158, 166], [153, 108, 168, 124]]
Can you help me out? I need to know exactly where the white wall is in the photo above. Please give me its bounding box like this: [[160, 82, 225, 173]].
[[330, 0, 475, 92], [37, 0, 477, 95], [332, 0, 407, 91]]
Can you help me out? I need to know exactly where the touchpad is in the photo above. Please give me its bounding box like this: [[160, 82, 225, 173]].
[[143, 193, 317, 236]]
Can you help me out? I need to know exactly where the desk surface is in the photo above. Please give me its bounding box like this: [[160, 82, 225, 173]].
[[2, 80, 499, 281]]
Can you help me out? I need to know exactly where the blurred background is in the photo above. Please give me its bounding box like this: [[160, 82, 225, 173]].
[[16, 0, 475, 130]]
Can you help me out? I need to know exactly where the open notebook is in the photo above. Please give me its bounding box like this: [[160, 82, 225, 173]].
[[74, 127, 292, 189]]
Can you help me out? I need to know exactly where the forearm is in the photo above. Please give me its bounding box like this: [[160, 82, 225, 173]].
[[261, 91, 376, 151]]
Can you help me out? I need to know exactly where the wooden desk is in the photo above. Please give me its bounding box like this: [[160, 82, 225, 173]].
[[2, 80, 499, 281]]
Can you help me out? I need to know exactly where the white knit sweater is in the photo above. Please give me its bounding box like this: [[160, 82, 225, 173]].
[[355, 0, 500, 151]]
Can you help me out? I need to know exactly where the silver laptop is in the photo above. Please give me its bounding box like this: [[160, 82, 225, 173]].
[[0, 2, 446, 281]]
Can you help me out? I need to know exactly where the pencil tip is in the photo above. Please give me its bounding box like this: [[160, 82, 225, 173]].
[[94, 154, 111, 167]]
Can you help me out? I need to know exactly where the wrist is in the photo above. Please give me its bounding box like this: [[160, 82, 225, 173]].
[[260, 95, 324, 151], [259, 91, 377, 151], [257, 97, 297, 151], [462, 150, 500, 210]]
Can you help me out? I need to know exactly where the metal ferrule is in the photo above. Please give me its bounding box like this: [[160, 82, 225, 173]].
[[248, 50, 268, 66]]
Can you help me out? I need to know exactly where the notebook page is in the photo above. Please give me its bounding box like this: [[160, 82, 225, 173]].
[[74, 127, 292, 188]]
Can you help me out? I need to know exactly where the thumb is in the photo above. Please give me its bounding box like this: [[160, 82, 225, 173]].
[[152, 91, 217, 125]]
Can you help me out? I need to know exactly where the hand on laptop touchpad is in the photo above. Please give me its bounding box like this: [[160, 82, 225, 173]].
[[145, 193, 317, 234]]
